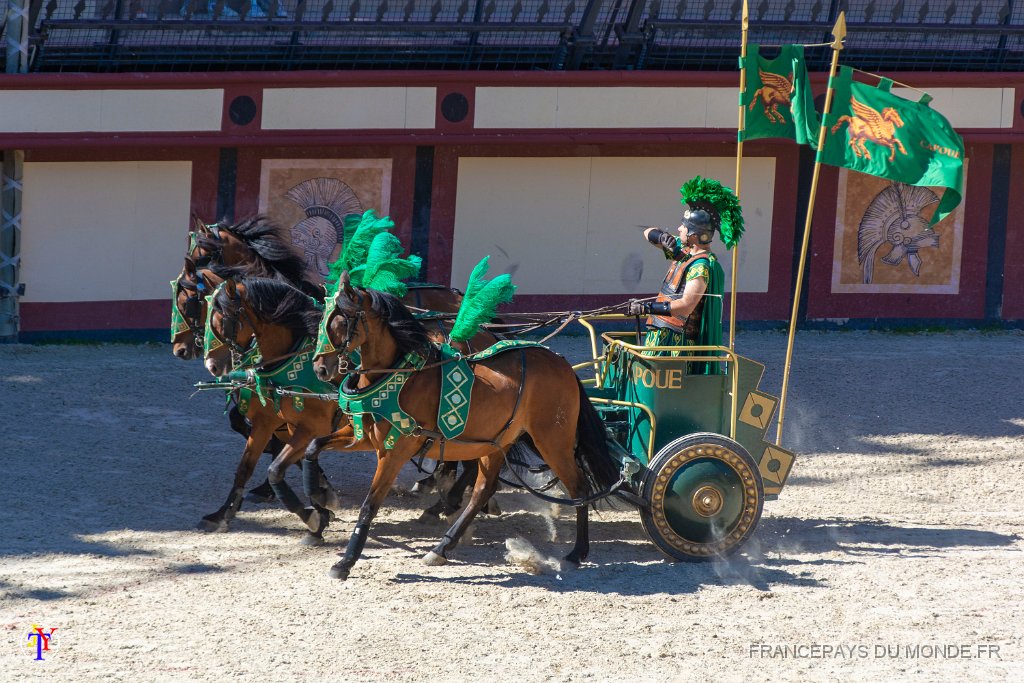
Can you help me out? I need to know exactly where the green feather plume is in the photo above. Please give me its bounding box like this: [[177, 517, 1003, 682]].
[[680, 176, 745, 249], [449, 256, 516, 343], [326, 213, 365, 285], [327, 209, 395, 288], [354, 232, 422, 297]]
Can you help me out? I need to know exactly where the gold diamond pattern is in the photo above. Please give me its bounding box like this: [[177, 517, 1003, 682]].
[[739, 392, 776, 431]]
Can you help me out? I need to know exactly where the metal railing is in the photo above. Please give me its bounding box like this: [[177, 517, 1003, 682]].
[[23, 0, 1024, 71]]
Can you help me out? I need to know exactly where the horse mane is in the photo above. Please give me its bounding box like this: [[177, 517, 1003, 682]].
[[204, 216, 325, 301], [339, 287, 430, 356], [216, 277, 323, 339]]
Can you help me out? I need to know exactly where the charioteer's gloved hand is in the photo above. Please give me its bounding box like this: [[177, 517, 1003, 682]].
[[645, 227, 678, 252], [627, 300, 672, 316]]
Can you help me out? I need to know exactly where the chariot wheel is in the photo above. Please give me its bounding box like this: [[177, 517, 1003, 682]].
[[640, 432, 763, 561]]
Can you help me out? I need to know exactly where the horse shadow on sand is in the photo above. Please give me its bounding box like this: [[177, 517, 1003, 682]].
[[374, 507, 1020, 596]]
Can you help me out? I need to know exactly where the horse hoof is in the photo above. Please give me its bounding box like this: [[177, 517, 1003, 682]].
[[423, 551, 448, 566], [197, 517, 228, 533], [416, 510, 440, 524], [245, 482, 277, 504], [322, 489, 343, 513], [304, 509, 322, 533], [484, 499, 502, 516], [329, 563, 350, 580], [245, 493, 275, 504], [300, 532, 325, 546], [563, 552, 586, 567]]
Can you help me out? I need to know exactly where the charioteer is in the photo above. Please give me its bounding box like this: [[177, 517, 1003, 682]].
[[627, 176, 744, 374]]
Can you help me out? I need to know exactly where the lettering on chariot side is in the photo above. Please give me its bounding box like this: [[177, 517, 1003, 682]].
[[631, 364, 684, 390]]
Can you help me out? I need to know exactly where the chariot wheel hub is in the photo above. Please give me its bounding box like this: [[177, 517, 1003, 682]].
[[692, 485, 724, 517]]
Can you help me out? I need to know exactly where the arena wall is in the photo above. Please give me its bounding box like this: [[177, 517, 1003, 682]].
[[1, 70, 1021, 337]]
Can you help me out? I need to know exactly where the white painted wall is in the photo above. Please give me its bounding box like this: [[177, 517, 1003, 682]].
[[474, 87, 738, 129], [0, 90, 223, 133], [262, 87, 436, 129], [21, 161, 193, 302], [452, 156, 775, 295]]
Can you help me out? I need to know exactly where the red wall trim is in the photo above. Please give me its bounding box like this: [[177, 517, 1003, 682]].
[[4, 128, 1018, 151], [1003, 144, 1024, 319], [21, 300, 167, 331], [1, 69, 1021, 89]]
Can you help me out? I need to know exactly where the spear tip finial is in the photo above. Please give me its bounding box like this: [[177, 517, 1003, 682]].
[[831, 10, 847, 50]]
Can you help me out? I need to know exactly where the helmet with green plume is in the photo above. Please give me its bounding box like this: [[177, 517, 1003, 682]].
[[679, 176, 745, 249]]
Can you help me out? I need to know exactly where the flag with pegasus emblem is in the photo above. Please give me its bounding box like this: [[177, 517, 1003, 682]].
[[820, 66, 965, 226], [740, 44, 820, 147]]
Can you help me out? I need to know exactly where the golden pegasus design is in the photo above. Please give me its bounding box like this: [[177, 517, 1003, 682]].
[[749, 68, 794, 124], [830, 96, 909, 162]]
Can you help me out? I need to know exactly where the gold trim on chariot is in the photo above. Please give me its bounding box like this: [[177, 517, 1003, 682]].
[[649, 444, 760, 556]]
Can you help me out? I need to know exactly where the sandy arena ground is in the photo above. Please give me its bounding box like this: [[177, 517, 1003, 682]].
[[1, 330, 1022, 682]]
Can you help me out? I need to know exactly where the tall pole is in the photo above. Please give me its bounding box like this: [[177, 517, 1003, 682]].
[[775, 12, 846, 445], [1, 0, 29, 341], [730, 0, 749, 352]]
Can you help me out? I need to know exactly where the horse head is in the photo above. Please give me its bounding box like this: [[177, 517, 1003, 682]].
[[173, 257, 228, 361], [313, 271, 367, 383], [204, 278, 259, 378]]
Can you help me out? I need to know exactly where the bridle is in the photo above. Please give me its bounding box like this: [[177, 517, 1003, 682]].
[[204, 281, 261, 368], [188, 225, 224, 269], [173, 275, 207, 348], [315, 287, 369, 374]]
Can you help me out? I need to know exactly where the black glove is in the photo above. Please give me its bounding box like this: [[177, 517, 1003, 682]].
[[646, 228, 677, 252], [627, 300, 649, 316], [627, 300, 672, 316]]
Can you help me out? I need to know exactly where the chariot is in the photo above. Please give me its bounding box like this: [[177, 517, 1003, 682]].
[[568, 316, 796, 561]]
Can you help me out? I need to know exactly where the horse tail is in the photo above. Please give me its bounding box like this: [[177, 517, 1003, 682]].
[[573, 377, 620, 495]]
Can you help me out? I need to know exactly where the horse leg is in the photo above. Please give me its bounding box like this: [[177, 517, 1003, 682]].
[[442, 461, 501, 516], [267, 429, 330, 545], [330, 450, 409, 580], [526, 432, 592, 566], [199, 418, 276, 532], [247, 433, 286, 504], [416, 461, 471, 522], [227, 404, 281, 504], [423, 454, 503, 566], [302, 425, 357, 514]]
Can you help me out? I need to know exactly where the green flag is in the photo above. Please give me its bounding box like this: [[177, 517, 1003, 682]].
[[740, 44, 820, 147], [820, 66, 965, 226]]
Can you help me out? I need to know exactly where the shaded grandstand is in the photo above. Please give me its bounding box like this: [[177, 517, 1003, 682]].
[[11, 0, 1024, 72]]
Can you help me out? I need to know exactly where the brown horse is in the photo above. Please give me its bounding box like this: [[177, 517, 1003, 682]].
[[188, 215, 469, 319], [188, 215, 496, 509], [204, 275, 355, 543], [189, 216, 324, 300], [309, 274, 620, 580], [174, 258, 301, 507]]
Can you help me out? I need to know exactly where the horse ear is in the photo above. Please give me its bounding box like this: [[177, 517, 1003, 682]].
[[183, 257, 197, 278], [224, 279, 237, 298], [340, 271, 355, 296]]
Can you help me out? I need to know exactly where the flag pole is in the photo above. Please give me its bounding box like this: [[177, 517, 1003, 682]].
[[775, 11, 846, 446], [730, 0, 749, 355]]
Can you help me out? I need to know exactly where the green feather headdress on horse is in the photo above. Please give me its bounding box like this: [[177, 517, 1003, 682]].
[[326, 209, 396, 289], [317, 210, 423, 357], [449, 256, 516, 343]]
